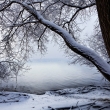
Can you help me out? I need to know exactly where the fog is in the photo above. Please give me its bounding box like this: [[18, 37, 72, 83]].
[[0, 15, 106, 94]]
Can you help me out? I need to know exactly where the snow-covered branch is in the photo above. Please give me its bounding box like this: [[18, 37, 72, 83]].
[[4, 0, 109, 81], [9, 21, 38, 27], [0, 0, 110, 81], [59, 0, 96, 9]]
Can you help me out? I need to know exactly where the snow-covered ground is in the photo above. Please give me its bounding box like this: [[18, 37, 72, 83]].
[[0, 86, 110, 110]]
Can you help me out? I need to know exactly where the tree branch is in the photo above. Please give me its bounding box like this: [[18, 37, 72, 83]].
[[0, 0, 110, 82], [59, 0, 96, 9], [15, 1, 110, 81]]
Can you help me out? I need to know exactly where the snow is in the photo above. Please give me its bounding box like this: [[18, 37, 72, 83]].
[[2, 0, 110, 81], [37, 12, 110, 77], [0, 86, 110, 110], [0, 2, 110, 109], [27, 6, 110, 80]]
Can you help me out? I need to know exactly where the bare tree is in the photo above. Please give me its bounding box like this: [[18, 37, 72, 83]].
[[88, 21, 109, 63], [0, 0, 110, 82], [0, 61, 23, 81], [96, 0, 110, 58], [72, 20, 110, 67]]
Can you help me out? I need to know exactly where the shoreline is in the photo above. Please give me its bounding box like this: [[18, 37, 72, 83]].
[[0, 85, 110, 110], [0, 82, 110, 95]]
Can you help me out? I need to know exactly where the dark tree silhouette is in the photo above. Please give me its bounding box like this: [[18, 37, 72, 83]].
[[96, 0, 110, 58]]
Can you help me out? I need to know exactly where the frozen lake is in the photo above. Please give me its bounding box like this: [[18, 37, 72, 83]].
[[0, 13, 105, 94], [0, 36, 108, 94], [0, 61, 107, 94]]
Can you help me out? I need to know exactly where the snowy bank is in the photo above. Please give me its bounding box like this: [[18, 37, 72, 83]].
[[0, 85, 110, 110]]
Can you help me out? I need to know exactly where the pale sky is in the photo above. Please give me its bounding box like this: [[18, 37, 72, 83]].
[[29, 15, 97, 64], [1, 15, 106, 93]]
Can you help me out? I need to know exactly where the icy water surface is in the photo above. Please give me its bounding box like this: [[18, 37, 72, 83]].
[[0, 62, 107, 94]]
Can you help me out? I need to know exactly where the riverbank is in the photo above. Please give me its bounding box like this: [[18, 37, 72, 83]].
[[0, 85, 110, 110]]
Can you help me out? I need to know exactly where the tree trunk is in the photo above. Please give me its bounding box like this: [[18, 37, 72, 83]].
[[96, 0, 110, 58]]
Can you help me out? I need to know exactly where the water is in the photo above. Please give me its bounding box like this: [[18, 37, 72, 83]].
[[0, 15, 104, 94], [0, 62, 107, 94]]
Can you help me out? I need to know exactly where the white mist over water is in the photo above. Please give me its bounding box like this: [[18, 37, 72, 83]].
[[0, 62, 106, 94], [0, 14, 103, 94]]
